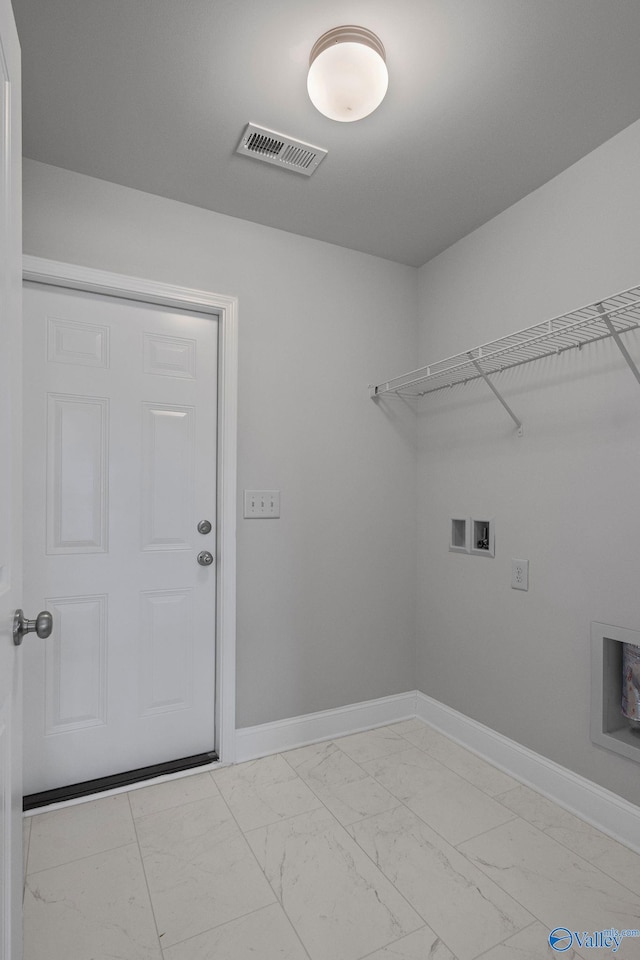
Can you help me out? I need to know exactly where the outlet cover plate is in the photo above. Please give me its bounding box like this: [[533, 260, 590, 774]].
[[511, 558, 529, 591]]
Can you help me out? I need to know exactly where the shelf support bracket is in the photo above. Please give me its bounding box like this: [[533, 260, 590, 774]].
[[599, 308, 640, 387], [468, 354, 523, 436]]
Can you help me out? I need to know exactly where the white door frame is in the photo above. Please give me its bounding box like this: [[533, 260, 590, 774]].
[[22, 255, 238, 766]]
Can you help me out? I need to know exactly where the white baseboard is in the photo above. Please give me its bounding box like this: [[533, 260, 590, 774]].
[[235, 689, 640, 853], [415, 691, 640, 855], [31, 688, 640, 851], [235, 691, 418, 763]]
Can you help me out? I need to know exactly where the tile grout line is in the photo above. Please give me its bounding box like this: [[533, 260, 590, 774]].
[[24, 835, 141, 879], [331, 724, 629, 927], [206, 769, 314, 960], [126, 771, 223, 820], [277, 743, 466, 959], [321, 733, 522, 853], [484, 787, 640, 900], [277, 742, 410, 833], [545, 843, 640, 900], [125, 790, 169, 958], [212, 758, 327, 831], [279, 757, 433, 935], [398, 719, 640, 872], [451, 813, 634, 952], [291, 732, 543, 955], [324, 725, 512, 807], [280, 728, 565, 942], [24, 793, 145, 879], [158, 901, 298, 957], [278, 739, 408, 825], [128, 781, 287, 957], [453, 806, 640, 917], [329, 805, 462, 960], [130, 781, 299, 955], [469, 919, 541, 960], [280, 733, 487, 850], [130, 791, 222, 823], [215, 754, 443, 960], [22, 816, 32, 904], [36, 727, 621, 960], [368, 724, 520, 802], [26, 728, 632, 960], [452, 815, 566, 933], [352, 924, 434, 960]]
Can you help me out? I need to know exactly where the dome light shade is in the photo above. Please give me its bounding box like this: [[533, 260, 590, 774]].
[[307, 26, 388, 122]]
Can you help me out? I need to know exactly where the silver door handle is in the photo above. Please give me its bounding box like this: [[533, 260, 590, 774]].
[[197, 551, 214, 566], [13, 609, 53, 646]]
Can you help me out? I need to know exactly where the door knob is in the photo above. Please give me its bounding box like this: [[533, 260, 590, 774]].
[[13, 609, 53, 646], [197, 551, 214, 566]]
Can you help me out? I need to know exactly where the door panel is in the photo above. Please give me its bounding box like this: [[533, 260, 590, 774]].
[[23, 284, 218, 796], [44, 594, 107, 734], [139, 589, 194, 715], [0, 1, 22, 956], [141, 402, 195, 549], [46, 393, 109, 553]]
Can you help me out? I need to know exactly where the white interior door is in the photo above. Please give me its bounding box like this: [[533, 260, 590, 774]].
[[0, 1, 22, 956], [22, 283, 218, 796]]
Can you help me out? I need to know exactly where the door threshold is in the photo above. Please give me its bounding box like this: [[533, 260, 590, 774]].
[[23, 750, 219, 811]]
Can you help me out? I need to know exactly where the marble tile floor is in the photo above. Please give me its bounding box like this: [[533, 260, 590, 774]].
[[23, 718, 640, 960]]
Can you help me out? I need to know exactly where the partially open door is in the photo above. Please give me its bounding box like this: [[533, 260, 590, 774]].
[[0, 1, 23, 956]]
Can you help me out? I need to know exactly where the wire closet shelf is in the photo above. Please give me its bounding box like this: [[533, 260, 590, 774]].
[[370, 284, 640, 407]]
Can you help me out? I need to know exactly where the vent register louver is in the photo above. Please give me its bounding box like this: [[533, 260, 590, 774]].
[[236, 123, 327, 176]]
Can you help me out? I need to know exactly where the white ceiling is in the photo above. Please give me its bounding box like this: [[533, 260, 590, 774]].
[[13, 0, 640, 267]]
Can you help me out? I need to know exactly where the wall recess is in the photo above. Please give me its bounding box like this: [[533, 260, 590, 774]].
[[591, 621, 640, 765], [449, 517, 470, 554], [470, 518, 495, 557]]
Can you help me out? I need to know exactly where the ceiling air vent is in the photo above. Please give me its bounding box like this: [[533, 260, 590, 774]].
[[236, 123, 327, 176]]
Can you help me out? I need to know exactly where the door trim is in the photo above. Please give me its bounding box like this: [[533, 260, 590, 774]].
[[22, 255, 238, 764]]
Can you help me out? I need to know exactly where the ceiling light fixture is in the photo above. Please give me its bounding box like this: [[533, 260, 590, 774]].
[[307, 25, 388, 123]]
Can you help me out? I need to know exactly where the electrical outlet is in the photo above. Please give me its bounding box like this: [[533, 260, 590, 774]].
[[511, 558, 529, 591], [243, 490, 280, 518]]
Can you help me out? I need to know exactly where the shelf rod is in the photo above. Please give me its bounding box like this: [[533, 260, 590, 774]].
[[468, 354, 523, 436], [599, 308, 640, 387]]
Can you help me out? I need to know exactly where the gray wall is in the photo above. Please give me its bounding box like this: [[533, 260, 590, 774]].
[[23, 111, 640, 810], [415, 118, 640, 806], [23, 159, 419, 729]]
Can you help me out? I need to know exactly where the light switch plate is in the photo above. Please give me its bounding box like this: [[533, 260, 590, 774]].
[[244, 490, 280, 518]]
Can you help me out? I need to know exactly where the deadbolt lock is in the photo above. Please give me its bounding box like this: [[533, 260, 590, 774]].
[[197, 520, 212, 535]]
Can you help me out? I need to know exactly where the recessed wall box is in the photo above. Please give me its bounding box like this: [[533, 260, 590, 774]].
[[470, 518, 495, 557], [449, 517, 470, 554], [591, 621, 640, 765]]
